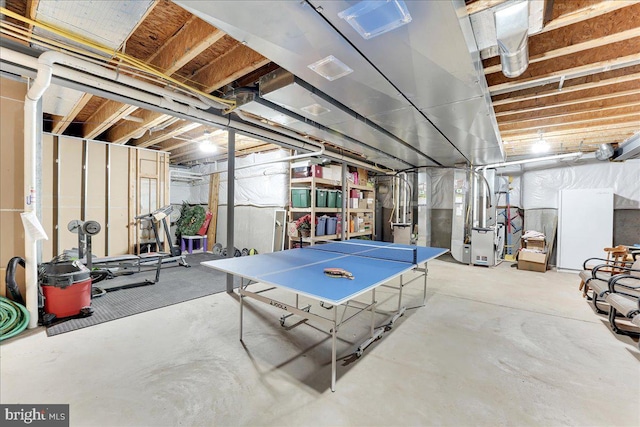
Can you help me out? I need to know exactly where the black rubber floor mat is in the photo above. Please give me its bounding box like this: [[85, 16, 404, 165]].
[[46, 253, 237, 336]]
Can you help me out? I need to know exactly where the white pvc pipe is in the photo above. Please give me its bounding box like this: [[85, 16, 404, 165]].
[[401, 172, 408, 224], [23, 54, 53, 328], [204, 145, 326, 175], [2, 48, 393, 175], [476, 152, 583, 171], [1, 48, 217, 110]]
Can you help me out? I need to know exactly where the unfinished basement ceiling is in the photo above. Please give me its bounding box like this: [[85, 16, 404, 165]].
[[1, 0, 638, 167]]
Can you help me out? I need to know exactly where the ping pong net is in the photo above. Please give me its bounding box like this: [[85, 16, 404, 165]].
[[305, 240, 418, 265]]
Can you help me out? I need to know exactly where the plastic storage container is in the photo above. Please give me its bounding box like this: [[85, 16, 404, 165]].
[[40, 262, 92, 318], [336, 191, 343, 209], [316, 215, 328, 236], [327, 190, 338, 208], [326, 216, 338, 235], [291, 188, 311, 208], [316, 189, 328, 207]]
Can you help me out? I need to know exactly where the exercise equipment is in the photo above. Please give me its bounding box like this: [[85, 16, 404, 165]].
[[65, 206, 189, 296], [213, 243, 223, 255]]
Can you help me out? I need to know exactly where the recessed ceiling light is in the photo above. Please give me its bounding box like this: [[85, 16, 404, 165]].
[[338, 0, 412, 40], [308, 55, 353, 81], [301, 103, 331, 116]]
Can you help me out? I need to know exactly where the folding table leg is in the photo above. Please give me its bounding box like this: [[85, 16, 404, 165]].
[[388, 276, 406, 329], [422, 263, 429, 306], [331, 306, 337, 392], [239, 278, 244, 341], [370, 288, 376, 338]]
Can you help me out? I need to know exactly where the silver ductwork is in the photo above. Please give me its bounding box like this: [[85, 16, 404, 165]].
[[495, 1, 530, 78], [238, 68, 435, 169], [613, 132, 640, 160], [595, 143, 615, 161], [175, 0, 505, 167], [234, 87, 412, 171]]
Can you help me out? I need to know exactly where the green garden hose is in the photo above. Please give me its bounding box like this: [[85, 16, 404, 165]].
[[0, 296, 30, 341]]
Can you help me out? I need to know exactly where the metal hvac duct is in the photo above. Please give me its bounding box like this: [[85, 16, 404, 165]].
[[495, 1, 529, 78], [595, 143, 615, 161], [175, 0, 506, 167], [613, 132, 640, 160]]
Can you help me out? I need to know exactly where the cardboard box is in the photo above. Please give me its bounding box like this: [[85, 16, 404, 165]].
[[357, 168, 368, 186], [324, 165, 342, 181], [519, 250, 546, 264], [518, 250, 547, 272], [358, 199, 368, 209], [518, 259, 547, 272], [522, 236, 545, 250]]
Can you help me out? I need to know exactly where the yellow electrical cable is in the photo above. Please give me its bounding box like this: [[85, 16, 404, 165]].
[[1, 7, 235, 108], [2, 22, 200, 94]]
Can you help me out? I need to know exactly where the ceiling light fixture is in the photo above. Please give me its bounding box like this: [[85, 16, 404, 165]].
[[532, 134, 550, 154], [308, 55, 353, 81], [338, 0, 412, 40], [200, 140, 218, 153]]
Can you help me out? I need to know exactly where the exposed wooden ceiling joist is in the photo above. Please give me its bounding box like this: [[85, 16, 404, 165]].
[[186, 44, 271, 94], [132, 121, 201, 148], [108, 109, 170, 144], [500, 115, 640, 135], [147, 17, 224, 76], [497, 97, 640, 123], [51, 92, 92, 134], [84, 103, 138, 140], [541, 0, 640, 33]]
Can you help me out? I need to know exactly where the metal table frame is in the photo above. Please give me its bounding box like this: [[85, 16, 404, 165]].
[[236, 261, 431, 392]]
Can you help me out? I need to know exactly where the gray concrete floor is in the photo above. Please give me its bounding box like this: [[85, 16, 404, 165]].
[[2, 259, 639, 426]]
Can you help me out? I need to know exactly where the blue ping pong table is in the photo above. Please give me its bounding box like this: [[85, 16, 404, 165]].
[[202, 240, 447, 391]]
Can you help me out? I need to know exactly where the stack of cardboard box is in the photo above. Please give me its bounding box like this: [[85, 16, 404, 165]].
[[518, 235, 548, 272]]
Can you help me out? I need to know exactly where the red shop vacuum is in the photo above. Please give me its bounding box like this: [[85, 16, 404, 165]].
[[39, 260, 93, 322]]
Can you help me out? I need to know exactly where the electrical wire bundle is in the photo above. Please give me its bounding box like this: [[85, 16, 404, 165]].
[[0, 296, 30, 341]]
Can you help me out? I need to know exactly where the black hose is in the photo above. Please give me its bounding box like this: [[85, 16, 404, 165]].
[[5, 257, 25, 305]]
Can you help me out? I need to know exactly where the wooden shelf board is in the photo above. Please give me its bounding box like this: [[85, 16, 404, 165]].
[[348, 183, 374, 191], [290, 207, 342, 213], [349, 231, 373, 237], [291, 177, 342, 186]]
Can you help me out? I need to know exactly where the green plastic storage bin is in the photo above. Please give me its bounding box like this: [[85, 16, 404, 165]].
[[336, 190, 343, 209], [316, 189, 328, 207], [327, 190, 337, 208], [291, 188, 311, 208]]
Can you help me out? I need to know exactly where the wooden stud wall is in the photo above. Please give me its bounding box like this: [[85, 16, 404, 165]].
[[207, 174, 220, 251]]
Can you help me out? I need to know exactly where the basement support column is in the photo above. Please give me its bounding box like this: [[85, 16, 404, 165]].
[[341, 162, 347, 240], [226, 129, 235, 292]]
